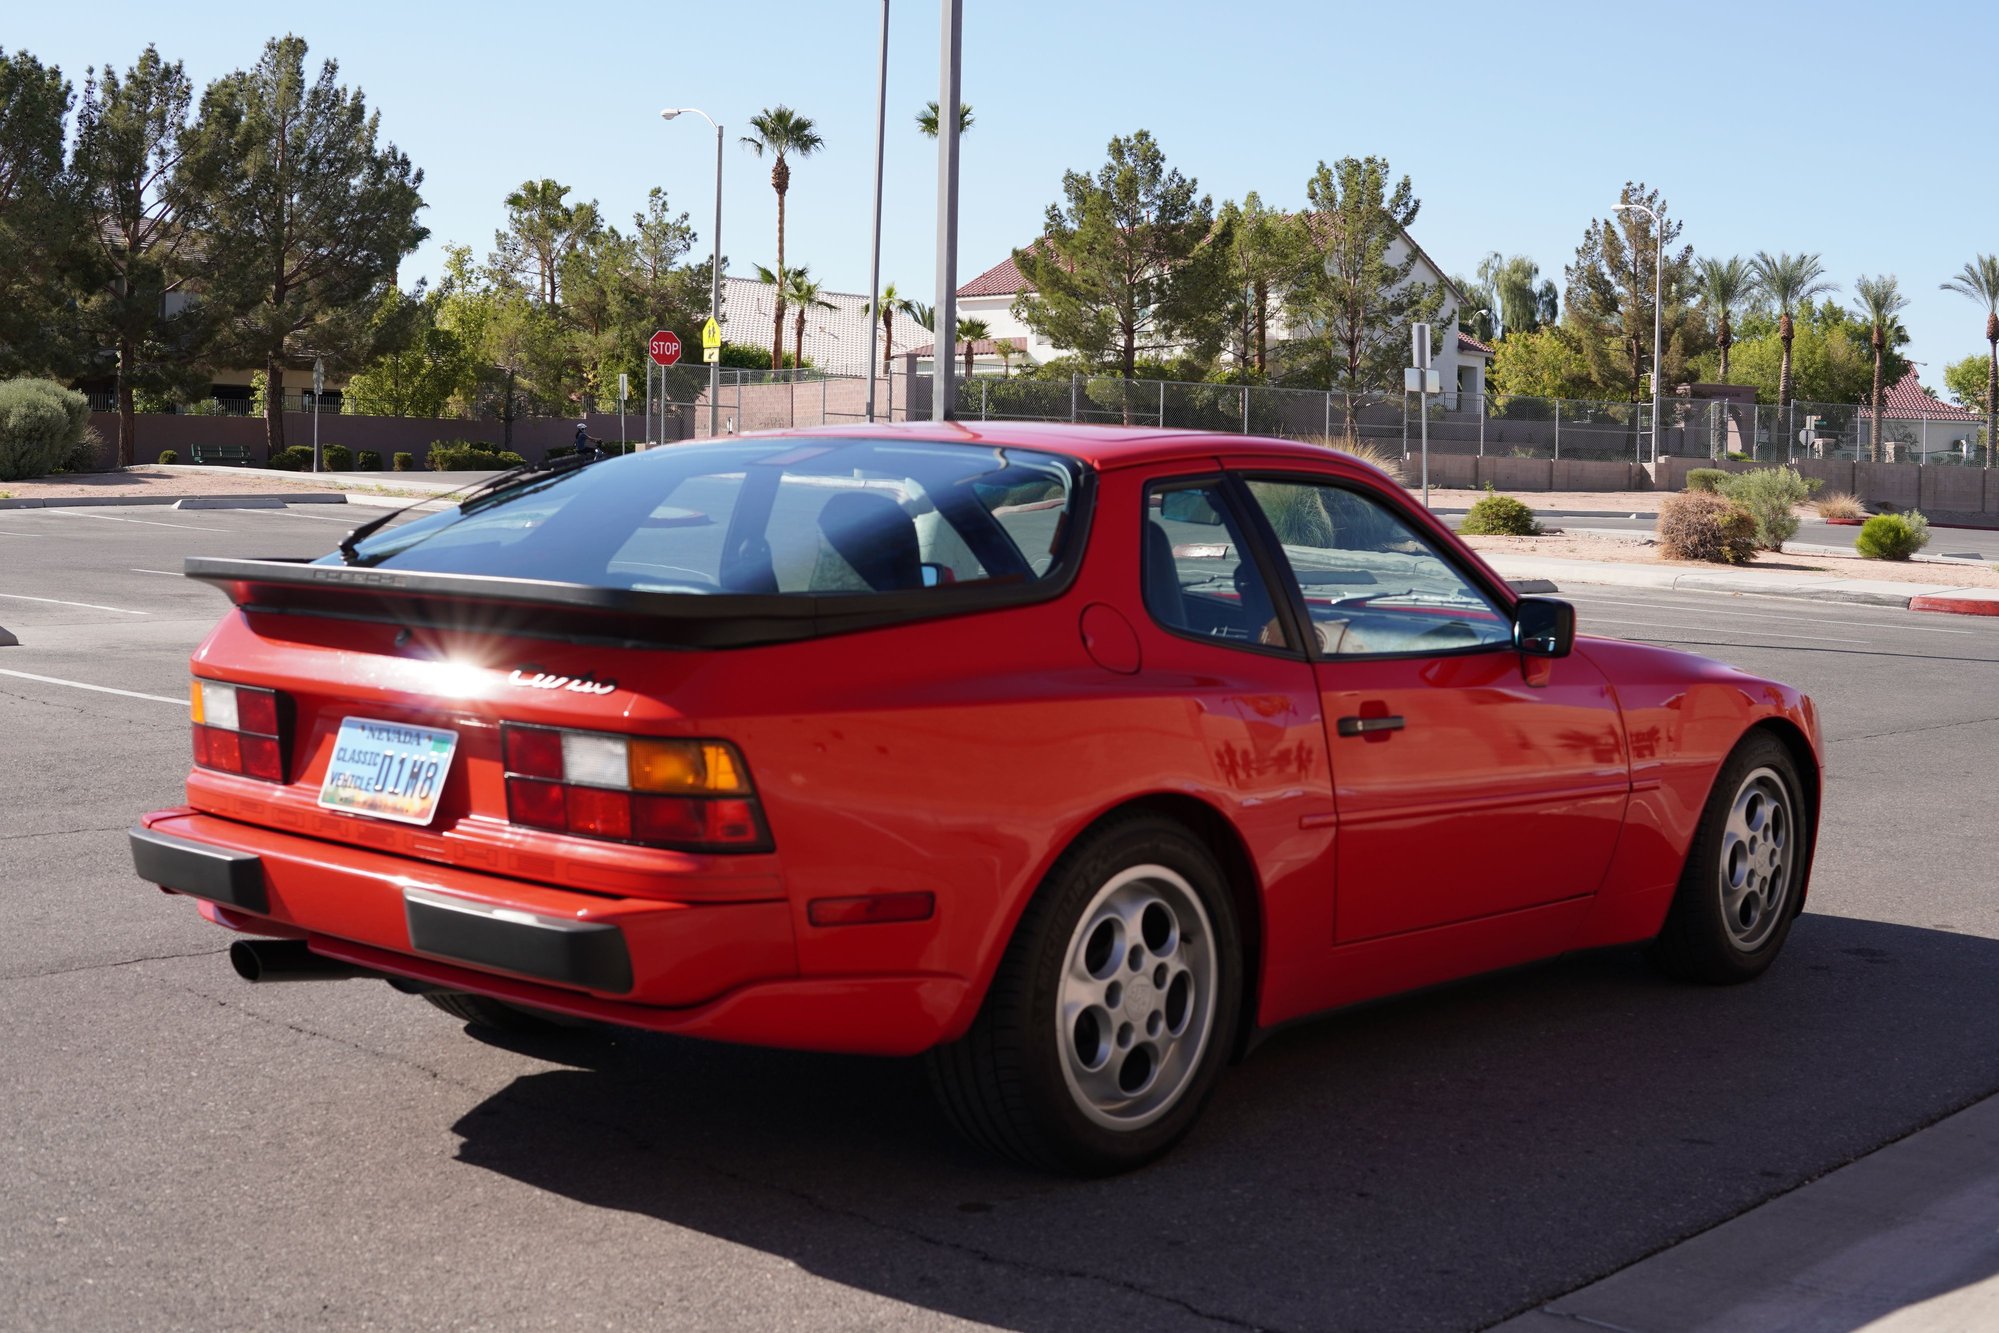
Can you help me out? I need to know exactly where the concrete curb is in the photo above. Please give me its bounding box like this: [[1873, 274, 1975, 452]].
[[1480, 553, 1996, 616], [0, 492, 347, 510], [0, 625, 17, 647]]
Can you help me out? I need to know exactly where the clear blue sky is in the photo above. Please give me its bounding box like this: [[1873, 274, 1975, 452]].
[[14, 0, 1998, 388]]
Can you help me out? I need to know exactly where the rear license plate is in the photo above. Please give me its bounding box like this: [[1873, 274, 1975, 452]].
[[318, 718, 459, 826]]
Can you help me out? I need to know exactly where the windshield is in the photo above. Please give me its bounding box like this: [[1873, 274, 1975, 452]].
[[326, 438, 1086, 597]]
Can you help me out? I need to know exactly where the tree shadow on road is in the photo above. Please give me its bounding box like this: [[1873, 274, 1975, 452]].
[[448, 915, 1999, 1333]]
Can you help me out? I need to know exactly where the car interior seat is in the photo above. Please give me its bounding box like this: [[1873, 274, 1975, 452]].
[[817, 491, 923, 592]]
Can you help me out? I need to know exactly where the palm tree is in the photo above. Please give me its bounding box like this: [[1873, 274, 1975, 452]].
[[1942, 255, 1999, 468], [956, 317, 991, 382], [993, 338, 1021, 377], [907, 301, 936, 335], [1748, 252, 1836, 416], [1852, 275, 1910, 460], [861, 280, 920, 374], [753, 263, 789, 366], [1694, 256, 1755, 383], [741, 106, 824, 369], [780, 266, 835, 372], [916, 102, 973, 137]]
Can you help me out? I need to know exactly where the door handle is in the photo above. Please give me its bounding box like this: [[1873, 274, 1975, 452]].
[[1336, 715, 1405, 738]]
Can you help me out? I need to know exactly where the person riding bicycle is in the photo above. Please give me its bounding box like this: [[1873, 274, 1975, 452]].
[[574, 421, 597, 462]]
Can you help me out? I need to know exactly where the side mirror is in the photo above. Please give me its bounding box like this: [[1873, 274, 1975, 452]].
[[1513, 597, 1575, 658], [1159, 490, 1225, 526], [919, 562, 956, 588]]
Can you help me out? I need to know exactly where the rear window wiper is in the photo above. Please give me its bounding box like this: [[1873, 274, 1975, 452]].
[[336, 452, 604, 565]]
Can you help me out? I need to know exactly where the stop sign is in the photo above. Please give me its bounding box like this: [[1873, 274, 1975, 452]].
[[648, 330, 683, 366]]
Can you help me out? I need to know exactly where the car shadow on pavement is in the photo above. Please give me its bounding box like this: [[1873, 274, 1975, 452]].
[[447, 914, 1999, 1333]]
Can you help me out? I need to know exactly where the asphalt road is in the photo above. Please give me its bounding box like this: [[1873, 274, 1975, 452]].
[[5, 503, 1999, 1332]]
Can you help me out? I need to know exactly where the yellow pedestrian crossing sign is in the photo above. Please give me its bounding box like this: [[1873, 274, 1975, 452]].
[[701, 318, 721, 350]]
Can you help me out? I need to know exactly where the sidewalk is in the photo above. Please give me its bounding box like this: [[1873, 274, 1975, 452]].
[[1483, 551, 1999, 615], [1491, 1089, 1999, 1331]]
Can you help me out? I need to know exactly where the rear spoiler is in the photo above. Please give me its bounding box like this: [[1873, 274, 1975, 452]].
[[182, 556, 1047, 650]]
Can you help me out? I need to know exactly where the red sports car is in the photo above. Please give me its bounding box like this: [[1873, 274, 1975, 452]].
[[132, 424, 1821, 1173]]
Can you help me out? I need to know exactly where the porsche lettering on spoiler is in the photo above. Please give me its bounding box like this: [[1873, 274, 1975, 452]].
[[507, 668, 617, 696]]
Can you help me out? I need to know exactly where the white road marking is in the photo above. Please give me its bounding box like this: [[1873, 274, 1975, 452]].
[[43, 508, 229, 533], [129, 568, 183, 577], [0, 668, 185, 706], [1569, 594, 1977, 635], [269, 509, 362, 523], [1586, 615, 1872, 646], [0, 591, 147, 614]]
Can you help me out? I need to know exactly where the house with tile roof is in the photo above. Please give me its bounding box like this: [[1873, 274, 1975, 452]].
[[953, 226, 1492, 405], [1869, 367, 1985, 460]]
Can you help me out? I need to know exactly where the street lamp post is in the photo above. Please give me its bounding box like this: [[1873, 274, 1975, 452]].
[[864, 0, 890, 423], [1612, 201, 1664, 466], [661, 107, 724, 439]]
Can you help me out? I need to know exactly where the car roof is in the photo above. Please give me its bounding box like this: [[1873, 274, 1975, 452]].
[[753, 420, 1376, 474]]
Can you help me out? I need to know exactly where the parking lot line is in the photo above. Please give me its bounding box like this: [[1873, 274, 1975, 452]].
[[0, 668, 185, 706], [43, 509, 229, 533], [129, 568, 183, 577], [0, 591, 147, 614]]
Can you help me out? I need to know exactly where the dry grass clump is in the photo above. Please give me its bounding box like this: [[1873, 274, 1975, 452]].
[[1813, 491, 1864, 520], [1301, 433, 1405, 481], [1656, 490, 1758, 564]]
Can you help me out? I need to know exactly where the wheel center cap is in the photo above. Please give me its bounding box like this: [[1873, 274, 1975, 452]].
[[1123, 976, 1156, 1021]]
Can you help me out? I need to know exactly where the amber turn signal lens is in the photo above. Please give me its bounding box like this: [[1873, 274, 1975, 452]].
[[629, 738, 750, 795]]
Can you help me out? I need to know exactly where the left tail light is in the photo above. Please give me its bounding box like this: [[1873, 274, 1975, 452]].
[[501, 724, 772, 853], [191, 678, 287, 782]]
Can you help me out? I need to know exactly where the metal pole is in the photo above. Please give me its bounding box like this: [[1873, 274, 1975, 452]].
[[1478, 391, 1485, 457], [1324, 389, 1331, 440], [710, 121, 723, 439], [1070, 372, 1078, 423], [1554, 400, 1561, 460], [931, 0, 963, 421], [1650, 240, 1662, 466], [1420, 380, 1430, 508], [644, 362, 652, 446], [1159, 380, 1166, 429], [980, 379, 988, 421], [1242, 384, 1249, 434], [864, 0, 889, 423], [311, 390, 319, 472]]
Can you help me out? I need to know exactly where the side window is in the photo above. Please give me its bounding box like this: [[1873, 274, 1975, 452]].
[[1242, 479, 1512, 657], [1143, 481, 1293, 651]]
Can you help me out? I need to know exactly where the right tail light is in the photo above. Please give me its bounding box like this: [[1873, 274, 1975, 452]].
[[500, 725, 771, 853]]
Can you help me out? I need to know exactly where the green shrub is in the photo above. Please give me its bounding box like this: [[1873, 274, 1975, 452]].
[[266, 445, 315, 472], [0, 378, 90, 481], [544, 444, 576, 461], [1248, 481, 1334, 545], [1685, 468, 1731, 493], [1459, 486, 1542, 536], [320, 444, 354, 471], [1717, 467, 1813, 550], [392, 451, 414, 471], [158, 449, 180, 465], [1855, 512, 1932, 560], [1725, 451, 1751, 462], [1657, 490, 1758, 564], [58, 426, 105, 473], [356, 450, 381, 471]]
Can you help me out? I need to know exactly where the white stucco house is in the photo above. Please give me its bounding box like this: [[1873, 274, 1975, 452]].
[[950, 223, 1492, 406]]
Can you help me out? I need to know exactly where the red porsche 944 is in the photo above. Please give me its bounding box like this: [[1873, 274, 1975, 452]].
[[132, 424, 1820, 1173]]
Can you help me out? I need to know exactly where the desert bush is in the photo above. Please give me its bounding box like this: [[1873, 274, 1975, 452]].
[[1249, 481, 1334, 545], [392, 451, 414, 471], [1855, 512, 1931, 560], [356, 450, 381, 471], [1717, 467, 1813, 550], [320, 444, 354, 471], [265, 445, 315, 472], [1685, 468, 1731, 492], [1813, 491, 1864, 520], [0, 378, 90, 481], [57, 425, 105, 473], [1459, 486, 1542, 536], [1657, 490, 1758, 564], [158, 449, 179, 465], [544, 444, 576, 461], [1304, 435, 1404, 481], [1725, 451, 1751, 462]]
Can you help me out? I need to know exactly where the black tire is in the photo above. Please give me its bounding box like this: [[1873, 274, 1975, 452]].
[[926, 813, 1243, 1175], [1650, 731, 1810, 984], [419, 989, 573, 1033]]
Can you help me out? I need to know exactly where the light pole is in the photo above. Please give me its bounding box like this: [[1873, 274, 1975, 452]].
[[661, 107, 723, 439], [864, 1, 889, 422], [1612, 201, 1664, 465], [933, 0, 963, 421]]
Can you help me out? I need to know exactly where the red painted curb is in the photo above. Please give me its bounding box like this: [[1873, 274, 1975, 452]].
[[1823, 516, 1862, 526], [1909, 594, 1999, 617]]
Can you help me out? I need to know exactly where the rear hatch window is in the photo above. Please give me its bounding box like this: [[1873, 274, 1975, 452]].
[[334, 438, 1085, 600]]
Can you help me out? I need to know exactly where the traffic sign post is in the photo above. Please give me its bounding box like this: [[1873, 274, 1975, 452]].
[[702, 317, 722, 367], [619, 372, 628, 451], [1407, 324, 1433, 509], [311, 357, 324, 473]]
